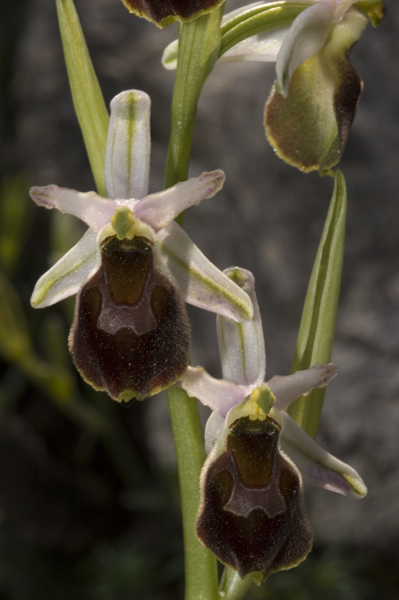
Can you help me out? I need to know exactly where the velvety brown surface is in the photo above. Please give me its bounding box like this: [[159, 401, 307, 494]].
[[197, 417, 312, 580], [121, 0, 223, 23], [70, 236, 190, 400]]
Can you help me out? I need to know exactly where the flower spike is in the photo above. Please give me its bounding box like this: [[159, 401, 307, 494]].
[[179, 266, 367, 582], [30, 90, 253, 402]]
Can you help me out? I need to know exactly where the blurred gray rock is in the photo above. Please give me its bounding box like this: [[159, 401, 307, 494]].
[[13, 0, 399, 548]]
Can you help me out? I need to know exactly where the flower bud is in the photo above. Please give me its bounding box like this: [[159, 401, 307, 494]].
[[265, 8, 368, 173]]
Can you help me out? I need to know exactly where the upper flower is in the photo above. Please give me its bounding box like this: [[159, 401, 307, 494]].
[[163, 0, 384, 173], [179, 267, 366, 582], [30, 90, 253, 402], [265, 0, 369, 173], [119, 0, 226, 28]]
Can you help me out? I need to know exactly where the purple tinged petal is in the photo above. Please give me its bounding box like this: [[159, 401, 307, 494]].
[[269, 363, 338, 412], [221, 27, 289, 64], [278, 412, 367, 498], [29, 185, 115, 232], [157, 222, 254, 322], [217, 267, 266, 388], [105, 90, 151, 201], [134, 170, 225, 231], [204, 410, 225, 454], [31, 229, 100, 308], [276, 0, 334, 97], [179, 366, 246, 417]]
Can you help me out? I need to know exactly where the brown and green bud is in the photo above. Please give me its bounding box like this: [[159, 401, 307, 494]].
[[265, 9, 368, 174], [196, 416, 312, 582], [120, 0, 226, 27], [69, 235, 190, 402]]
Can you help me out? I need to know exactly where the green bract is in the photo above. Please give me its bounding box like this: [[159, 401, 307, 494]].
[[120, 0, 226, 27], [288, 171, 346, 436]]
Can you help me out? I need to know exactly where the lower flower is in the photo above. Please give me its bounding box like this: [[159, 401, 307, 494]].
[[179, 266, 367, 583], [197, 414, 312, 582]]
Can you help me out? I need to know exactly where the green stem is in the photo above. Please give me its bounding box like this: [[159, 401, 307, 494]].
[[167, 386, 219, 600], [164, 6, 224, 189], [163, 7, 225, 600], [220, 568, 252, 600]]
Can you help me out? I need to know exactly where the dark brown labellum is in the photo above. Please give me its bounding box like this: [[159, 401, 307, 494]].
[[121, 0, 225, 26], [69, 235, 190, 401], [196, 416, 312, 581]]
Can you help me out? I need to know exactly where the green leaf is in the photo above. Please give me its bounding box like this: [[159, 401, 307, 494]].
[[288, 170, 347, 438], [56, 0, 109, 196]]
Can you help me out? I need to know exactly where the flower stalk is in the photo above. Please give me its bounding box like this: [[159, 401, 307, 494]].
[[164, 6, 224, 190], [168, 387, 219, 600], [164, 8, 226, 600]]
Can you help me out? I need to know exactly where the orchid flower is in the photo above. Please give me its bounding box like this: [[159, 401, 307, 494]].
[[179, 267, 366, 582], [119, 0, 226, 28], [265, 0, 370, 173], [163, 0, 384, 173], [30, 90, 253, 403]]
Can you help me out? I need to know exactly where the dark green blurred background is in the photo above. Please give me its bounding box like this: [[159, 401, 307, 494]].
[[0, 0, 398, 598]]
